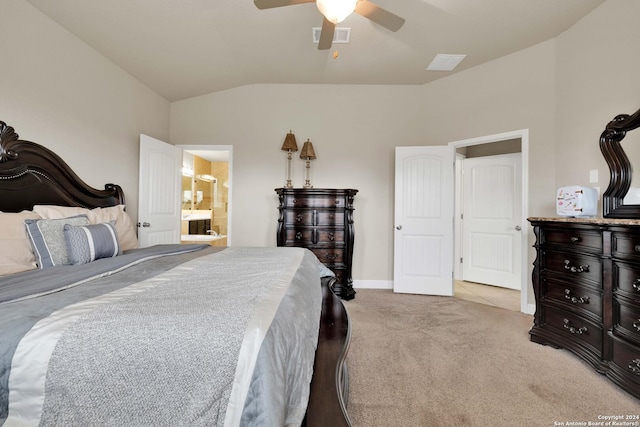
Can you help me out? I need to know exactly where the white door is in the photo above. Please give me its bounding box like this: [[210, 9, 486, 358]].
[[393, 146, 455, 296], [462, 153, 522, 289], [138, 134, 182, 247]]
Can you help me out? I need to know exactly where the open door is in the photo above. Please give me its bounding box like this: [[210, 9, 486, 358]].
[[393, 146, 455, 296], [462, 153, 522, 289], [138, 135, 181, 247]]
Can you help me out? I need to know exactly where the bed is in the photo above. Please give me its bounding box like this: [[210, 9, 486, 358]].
[[0, 120, 351, 426]]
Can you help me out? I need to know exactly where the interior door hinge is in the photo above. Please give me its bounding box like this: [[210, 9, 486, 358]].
[[460, 257, 463, 263]]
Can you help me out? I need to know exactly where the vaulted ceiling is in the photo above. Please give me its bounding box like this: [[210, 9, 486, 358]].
[[25, 0, 604, 101]]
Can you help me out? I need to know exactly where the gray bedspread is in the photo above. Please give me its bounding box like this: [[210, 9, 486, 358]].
[[0, 245, 323, 426]]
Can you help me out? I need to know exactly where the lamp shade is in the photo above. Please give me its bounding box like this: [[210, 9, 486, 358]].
[[316, 0, 358, 24], [300, 139, 317, 160], [281, 131, 298, 152]]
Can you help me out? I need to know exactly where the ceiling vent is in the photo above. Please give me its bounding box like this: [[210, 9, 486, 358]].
[[312, 27, 351, 44], [426, 54, 466, 71]]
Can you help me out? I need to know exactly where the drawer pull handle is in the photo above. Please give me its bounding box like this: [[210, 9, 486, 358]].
[[564, 289, 589, 304], [629, 359, 640, 376], [635, 245, 640, 252], [633, 319, 640, 332], [633, 279, 640, 292], [324, 253, 339, 261], [295, 214, 303, 222], [570, 236, 581, 243], [328, 232, 335, 241], [295, 232, 302, 240], [564, 260, 589, 273], [563, 318, 587, 335]]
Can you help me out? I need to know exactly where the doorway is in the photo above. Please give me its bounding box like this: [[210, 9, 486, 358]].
[[177, 145, 233, 246], [449, 130, 530, 314]]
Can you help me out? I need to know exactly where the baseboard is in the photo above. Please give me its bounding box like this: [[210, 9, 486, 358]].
[[524, 303, 536, 315], [353, 280, 393, 290]]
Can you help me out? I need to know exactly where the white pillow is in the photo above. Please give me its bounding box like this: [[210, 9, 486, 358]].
[[0, 211, 41, 276], [33, 205, 139, 251]]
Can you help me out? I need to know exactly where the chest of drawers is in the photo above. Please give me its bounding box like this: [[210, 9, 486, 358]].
[[276, 188, 358, 300], [529, 218, 640, 399]]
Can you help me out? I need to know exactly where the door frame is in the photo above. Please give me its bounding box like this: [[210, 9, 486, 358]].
[[448, 129, 532, 314], [177, 145, 233, 246]]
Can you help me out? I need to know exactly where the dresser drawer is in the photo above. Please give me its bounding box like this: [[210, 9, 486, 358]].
[[540, 277, 602, 320], [609, 335, 640, 387], [542, 304, 603, 356], [284, 229, 314, 245], [614, 301, 640, 346], [284, 195, 346, 208], [284, 229, 345, 245], [311, 248, 344, 265], [612, 231, 640, 261], [317, 229, 345, 244], [542, 228, 602, 253], [541, 250, 602, 287], [613, 261, 640, 297], [284, 210, 345, 227]]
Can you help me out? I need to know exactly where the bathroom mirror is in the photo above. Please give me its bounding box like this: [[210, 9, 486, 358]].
[[601, 107, 640, 218]]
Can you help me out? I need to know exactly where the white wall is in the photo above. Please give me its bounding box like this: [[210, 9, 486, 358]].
[[0, 0, 170, 222]]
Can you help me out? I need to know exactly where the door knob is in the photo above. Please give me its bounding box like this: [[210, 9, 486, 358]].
[[515, 225, 522, 231], [137, 222, 151, 228], [396, 225, 402, 230]]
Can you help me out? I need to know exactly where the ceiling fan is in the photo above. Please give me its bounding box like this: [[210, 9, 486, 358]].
[[254, 0, 405, 50]]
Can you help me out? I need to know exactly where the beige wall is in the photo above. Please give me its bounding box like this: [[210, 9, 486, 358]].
[[5, 0, 639, 301], [170, 39, 558, 291], [172, 0, 640, 298], [555, 0, 640, 204], [0, 0, 170, 223]]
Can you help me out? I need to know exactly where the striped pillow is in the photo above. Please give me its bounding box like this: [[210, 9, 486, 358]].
[[64, 221, 121, 265], [24, 215, 90, 269]]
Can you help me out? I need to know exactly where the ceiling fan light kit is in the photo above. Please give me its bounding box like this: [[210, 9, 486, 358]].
[[316, 0, 358, 24]]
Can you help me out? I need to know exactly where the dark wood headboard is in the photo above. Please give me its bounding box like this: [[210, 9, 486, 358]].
[[0, 121, 125, 213]]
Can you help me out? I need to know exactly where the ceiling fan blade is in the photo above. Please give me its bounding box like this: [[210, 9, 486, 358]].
[[254, 0, 314, 10], [355, 0, 405, 32], [318, 18, 335, 50]]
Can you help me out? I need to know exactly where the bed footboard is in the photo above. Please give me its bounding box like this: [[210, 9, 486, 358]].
[[304, 277, 352, 426]]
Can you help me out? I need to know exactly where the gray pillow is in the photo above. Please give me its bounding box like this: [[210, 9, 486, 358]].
[[64, 221, 121, 265], [24, 215, 90, 269]]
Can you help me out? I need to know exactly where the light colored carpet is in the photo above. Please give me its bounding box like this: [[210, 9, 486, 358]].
[[343, 289, 639, 427]]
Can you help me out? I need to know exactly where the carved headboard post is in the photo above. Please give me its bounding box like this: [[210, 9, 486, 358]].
[[0, 121, 125, 212], [600, 108, 640, 218]]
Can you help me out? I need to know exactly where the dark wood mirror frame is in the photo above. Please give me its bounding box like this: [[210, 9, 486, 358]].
[[600, 107, 640, 218]]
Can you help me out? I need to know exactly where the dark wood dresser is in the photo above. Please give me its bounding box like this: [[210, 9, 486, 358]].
[[276, 188, 358, 300], [529, 217, 640, 399]]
